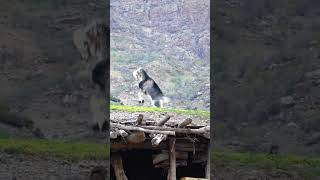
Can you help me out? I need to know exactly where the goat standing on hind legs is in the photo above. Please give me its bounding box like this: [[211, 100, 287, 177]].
[[132, 68, 170, 108], [73, 19, 109, 132]]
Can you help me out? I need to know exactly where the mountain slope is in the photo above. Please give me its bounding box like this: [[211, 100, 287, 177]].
[[110, 0, 210, 110], [213, 0, 320, 156]]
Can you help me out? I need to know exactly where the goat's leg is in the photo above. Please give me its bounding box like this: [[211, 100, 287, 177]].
[[138, 91, 145, 103], [152, 100, 161, 108], [159, 100, 164, 108]]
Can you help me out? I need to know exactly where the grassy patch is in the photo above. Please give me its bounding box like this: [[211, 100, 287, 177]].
[[110, 104, 210, 118], [0, 137, 109, 160], [212, 150, 320, 178]]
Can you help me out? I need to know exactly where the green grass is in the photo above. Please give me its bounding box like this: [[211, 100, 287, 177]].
[[0, 137, 109, 160], [212, 150, 320, 178], [110, 104, 210, 118]]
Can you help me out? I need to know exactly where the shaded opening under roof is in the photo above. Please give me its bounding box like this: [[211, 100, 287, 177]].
[[110, 149, 206, 180]]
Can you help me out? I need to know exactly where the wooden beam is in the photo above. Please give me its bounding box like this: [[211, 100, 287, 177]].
[[153, 152, 169, 165], [153, 151, 188, 165], [168, 138, 176, 180], [111, 153, 128, 180], [178, 118, 192, 128], [112, 119, 156, 126], [155, 160, 187, 168], [111, 140, 208, 152], [111, 123, 175, 136], [156, 115, 171, 126], [139, 125, 210, 137]]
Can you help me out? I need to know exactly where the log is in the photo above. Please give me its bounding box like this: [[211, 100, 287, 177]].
[[110, 131, 118, 139], [114, 119, 156, 125], [149, 115, 171, 138], [136, 114, 143, 125], [111, 140, 208, 152], [141, 125, 210, 133], [178, 118, 192, 128], [168, 138, 176, 180], [156, 115, 171, 126], [153, 152, 169, 165], [153, 151, 188, 165], [151, 115, 171, 144], [111, 153, 128, 180], [140, 125, 210, 137], [126, 131, 146, 144], [111, 123, 175, 136], [155, 160, 187, 168], [118, 129, 128, 137], [151, 134, 167, 147]]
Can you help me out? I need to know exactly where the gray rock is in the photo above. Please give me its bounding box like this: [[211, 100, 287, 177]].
[[62, 94, 78, 105], [306, 132, 320, 146], [287, 122, 298, 129], [305, 69, 320, 79], [280, 96, 295, 107]]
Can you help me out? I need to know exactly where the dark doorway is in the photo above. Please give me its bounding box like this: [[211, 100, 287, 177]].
[[111, 149, 206, 180], [177, 162, 206, 179]]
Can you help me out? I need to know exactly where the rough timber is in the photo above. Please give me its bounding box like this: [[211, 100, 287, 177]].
[[110, 113, 210, 180]]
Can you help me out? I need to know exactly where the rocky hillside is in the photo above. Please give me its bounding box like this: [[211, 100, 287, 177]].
[[0, 0, 107, 140], [213, 0, 320, 156], [210, 1, 320, 179], [110, 0, 210, 110]]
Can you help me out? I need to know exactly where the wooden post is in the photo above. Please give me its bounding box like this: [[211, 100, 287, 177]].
[[205, 144, 210, 179], [168, 138, 176, 180], [136, 114, 143, 125], [111, 153, 128, 180], [167, 170, 171, 180]]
